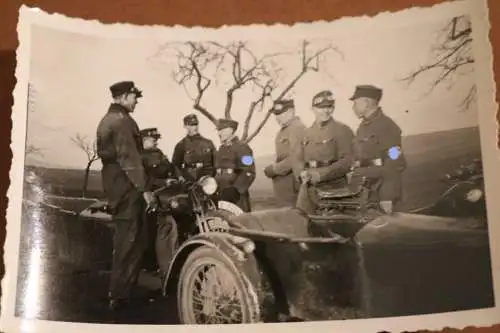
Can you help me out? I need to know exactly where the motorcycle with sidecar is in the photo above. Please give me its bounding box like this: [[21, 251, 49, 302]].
[[21, 165, 493, 324], [75, 172, 494, 324]]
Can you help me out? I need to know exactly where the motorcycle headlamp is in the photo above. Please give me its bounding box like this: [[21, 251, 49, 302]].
[[198, 176, 218, 195], [466, 189, 483, 203]]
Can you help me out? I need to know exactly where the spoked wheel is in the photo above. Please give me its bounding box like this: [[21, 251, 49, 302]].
[[177, 246, 261, 324]]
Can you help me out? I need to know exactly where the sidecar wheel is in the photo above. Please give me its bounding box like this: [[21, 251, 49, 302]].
[[177, 246, 261, 324]]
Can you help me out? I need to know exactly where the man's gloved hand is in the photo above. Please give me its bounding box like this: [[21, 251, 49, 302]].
[[299, 170, 311, 184], [143, 191, 158, 213], [264, 164, 277, 178], [220, 186, 241, 204]]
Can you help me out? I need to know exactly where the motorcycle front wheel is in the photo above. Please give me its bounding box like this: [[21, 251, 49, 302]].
[[177, 245, 261, 324]]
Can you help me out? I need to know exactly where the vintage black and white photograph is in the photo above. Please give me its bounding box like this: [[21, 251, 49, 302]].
[[1, 0, 500, 332]]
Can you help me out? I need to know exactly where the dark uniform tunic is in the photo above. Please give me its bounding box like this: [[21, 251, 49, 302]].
[[141, 147, 179, 271], [172, 134, 216, 181], [353, 108, 407, 206], [270, 116, 306, 205], [295, 118, 355, 211], [215, 136, 256, 212], [95, 103, 148, 300], [143, 147, 178, 191]]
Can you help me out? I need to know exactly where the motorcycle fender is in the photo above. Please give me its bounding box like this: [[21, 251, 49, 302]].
[[162, 232, 262, 297], [217, 200, 245, 216]]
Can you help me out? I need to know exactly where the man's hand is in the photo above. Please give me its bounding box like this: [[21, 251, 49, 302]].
[[178, 176, 186, 183], [143, 191, 157, 213], [299, 170, 311, 184], [352, 160, 361, 168], [264, 164, 276, 178]]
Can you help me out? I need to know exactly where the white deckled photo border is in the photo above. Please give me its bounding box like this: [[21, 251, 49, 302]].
[[2, 0, 500, 332]]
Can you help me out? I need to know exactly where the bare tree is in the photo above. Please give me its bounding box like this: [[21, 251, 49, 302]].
[[70, 133, 99, 197], [400, 16, 475, 111], [152, 40, 343, 143]]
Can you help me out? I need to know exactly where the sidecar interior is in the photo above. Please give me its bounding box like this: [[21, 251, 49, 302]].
[[86, 201, 111, 214], [316, 185, 363, 199]]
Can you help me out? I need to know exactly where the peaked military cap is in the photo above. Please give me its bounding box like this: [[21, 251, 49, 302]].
[[349, 85, 383, 102], [110, 81, 143, 98], [216, 118, 239, 131], [271, 99, 295, 115], [140, 127, 161, 139], [312, 90, 335, 108], [183, 113, 199, 126]]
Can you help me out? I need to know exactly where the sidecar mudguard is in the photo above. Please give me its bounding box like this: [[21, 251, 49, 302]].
[[162, 232, 262, 298]]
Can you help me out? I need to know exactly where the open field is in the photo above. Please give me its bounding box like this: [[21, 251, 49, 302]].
[[25, 126, 484, 212]]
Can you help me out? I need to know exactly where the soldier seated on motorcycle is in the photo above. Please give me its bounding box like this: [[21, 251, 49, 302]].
[[140, 127, 181, 274]]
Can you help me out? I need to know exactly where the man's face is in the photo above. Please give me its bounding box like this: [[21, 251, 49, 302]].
[[352, 97, 374, 119], [275, 109, 294, 127], [185, 124, 199, 136], [313, 105, 334, 122], [119, 93, 139, 112], [143, 137, 158, 149], [218, 127, 234, 142]]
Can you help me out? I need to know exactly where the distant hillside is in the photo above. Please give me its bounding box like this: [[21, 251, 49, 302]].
[[23, 126, 483, 205]]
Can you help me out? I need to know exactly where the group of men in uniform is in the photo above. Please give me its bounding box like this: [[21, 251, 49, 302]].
[[264, 85, 407, 215], [95, 80, 256, 311], [95, 79, 406, 312]]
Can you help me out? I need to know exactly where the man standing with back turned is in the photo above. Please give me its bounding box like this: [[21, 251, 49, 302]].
[[96, 81, 156, 311]]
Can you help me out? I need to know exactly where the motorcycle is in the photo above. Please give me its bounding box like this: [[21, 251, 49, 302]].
[[409, 158, 486, 219]]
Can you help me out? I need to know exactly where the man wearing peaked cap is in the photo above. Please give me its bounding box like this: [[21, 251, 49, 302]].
[[294, 89, 355, 213], [216, 118, 239, 131], [95, 80, 154, 311], [349, 84, 383, 102], [214, 118, 256, 212], [110, 80, 143, 99], [349, 84, 407, 214], [264, 99, 306, 206], [140, 127, 180, 274], [172, 113, 217, 181]]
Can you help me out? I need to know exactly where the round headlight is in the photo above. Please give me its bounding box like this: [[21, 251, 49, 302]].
[[466, 189, 483, 202], [198, 176, 218, 195]]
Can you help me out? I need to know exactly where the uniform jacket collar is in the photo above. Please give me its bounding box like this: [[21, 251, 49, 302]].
[[222, 135, 239, 146], [361, 107, 383, 125], [108, 103, 131, 115], [313, 116, 334, 128], [281, 116, 300, 130]]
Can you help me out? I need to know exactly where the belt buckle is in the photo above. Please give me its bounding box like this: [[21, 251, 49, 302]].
[[309, 161, 317, 168], [196, 162, 203, 168], [373, 158, 382, 166], [227, 169, 234, 174]]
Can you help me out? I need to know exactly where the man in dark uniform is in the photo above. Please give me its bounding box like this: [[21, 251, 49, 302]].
[[95, 81, 156, 310], [264, 99, 306, 206], [214, 118, 256, 212], [295, 90, 355, 213], [349, 85, 407, 214], [172, 113, 217, 181], [140, 127, 180, 273]]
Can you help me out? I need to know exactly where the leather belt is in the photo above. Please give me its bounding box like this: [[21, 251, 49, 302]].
[[306, 159, 337, 168], [183, 162, 205, 169], [360, 158, 383, 167], [216, 168, 234, 175]]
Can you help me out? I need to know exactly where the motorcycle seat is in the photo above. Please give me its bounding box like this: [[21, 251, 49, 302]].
[[316, 186, 363, 199]]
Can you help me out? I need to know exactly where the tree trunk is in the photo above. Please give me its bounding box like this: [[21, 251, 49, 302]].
[[82, 161, 92, 198]]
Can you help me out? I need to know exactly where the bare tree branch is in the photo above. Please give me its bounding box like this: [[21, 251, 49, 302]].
[[152, 39, 343, 143], [399, 16, 476, 110], [244, 40, 343, 143], [70, 133, 99, 163]]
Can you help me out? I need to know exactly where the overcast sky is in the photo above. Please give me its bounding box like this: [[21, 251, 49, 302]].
[[26, 12, 478, 170]]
